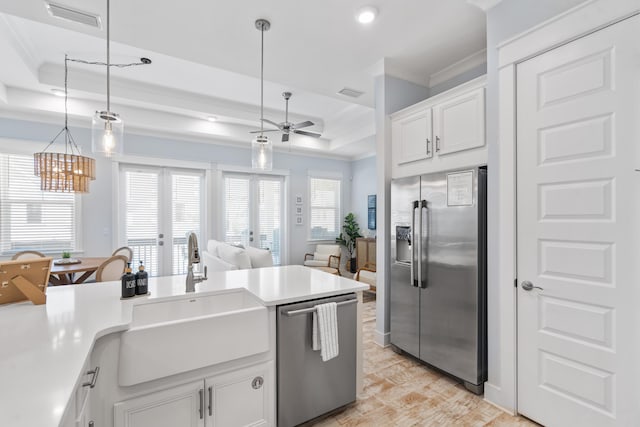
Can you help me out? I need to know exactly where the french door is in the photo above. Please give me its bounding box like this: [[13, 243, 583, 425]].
[[119, 164, 205, 276], [222, 173, 284, 265], [516, 16, 639, 426]]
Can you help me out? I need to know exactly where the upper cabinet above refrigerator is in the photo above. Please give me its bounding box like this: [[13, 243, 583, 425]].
[[391, 76, 487, 179]]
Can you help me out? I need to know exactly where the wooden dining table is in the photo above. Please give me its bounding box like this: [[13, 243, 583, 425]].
[[49, 257, 110, 285]]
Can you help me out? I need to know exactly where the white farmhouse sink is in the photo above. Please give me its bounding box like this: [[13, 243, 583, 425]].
[[118, 289, 269, 386]]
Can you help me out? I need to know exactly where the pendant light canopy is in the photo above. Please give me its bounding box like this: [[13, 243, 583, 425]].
[[92, 0, 123, 157], [251, 18, 273, 171], [34, 55, 96, 193]]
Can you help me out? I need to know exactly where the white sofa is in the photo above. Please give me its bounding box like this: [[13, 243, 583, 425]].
[[201, 239, 274, 273]]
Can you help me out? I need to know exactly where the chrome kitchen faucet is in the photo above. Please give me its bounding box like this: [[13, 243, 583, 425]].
[[186, 231, 207, 292]]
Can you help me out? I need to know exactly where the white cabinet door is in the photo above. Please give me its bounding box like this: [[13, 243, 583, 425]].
[[206, 362, 274, 427], [392, 109, 433, 165], [516, 15, 639, 427], [114, 381, 205, 427], [433, 88, 484, 155]]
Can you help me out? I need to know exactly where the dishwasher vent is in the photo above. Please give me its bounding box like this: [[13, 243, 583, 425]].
[[45, 2, 102, 28]]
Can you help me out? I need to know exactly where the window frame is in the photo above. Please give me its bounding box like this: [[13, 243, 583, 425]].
[[307, 172, 342, 243], [0, 140, 83, 256]]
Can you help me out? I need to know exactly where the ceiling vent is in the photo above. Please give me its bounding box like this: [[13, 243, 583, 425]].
[[45, 2, 102, 28], [338, 87, 364, 98]]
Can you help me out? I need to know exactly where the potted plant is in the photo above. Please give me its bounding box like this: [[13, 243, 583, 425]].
[[61, 251, 71, 259], [336, 213, 363, 273]]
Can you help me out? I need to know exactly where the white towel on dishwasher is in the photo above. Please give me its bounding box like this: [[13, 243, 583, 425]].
[[312, 302, 339, 361]]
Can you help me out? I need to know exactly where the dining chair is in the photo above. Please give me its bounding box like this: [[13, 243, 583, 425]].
[[112, 246, 133, 262], [11, 250, 46, 261], [95, 255, 128, 282]]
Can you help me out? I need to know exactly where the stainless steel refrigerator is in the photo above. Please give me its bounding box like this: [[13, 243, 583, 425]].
[[390, 166, 487, 393]]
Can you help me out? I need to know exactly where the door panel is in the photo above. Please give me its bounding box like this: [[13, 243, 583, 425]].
[[389, 176, 420, 357], [222, 174, 284, 265], [394, 110, 433, 165], [113, 381, 204, 427], [433, 88, 484, 155], [516, 16, 639, 426]]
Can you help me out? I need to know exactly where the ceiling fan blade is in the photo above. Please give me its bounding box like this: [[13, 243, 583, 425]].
[[282, 133, 290, 142], [261, 118, 281, 128], [292, 120, 314, 130], [249, 129, 279, 134], [294, 130, 321, 138]]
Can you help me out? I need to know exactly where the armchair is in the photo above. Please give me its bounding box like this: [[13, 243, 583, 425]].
[[303, 244, 342, 275]]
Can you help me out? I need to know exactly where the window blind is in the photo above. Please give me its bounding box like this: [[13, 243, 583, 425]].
[[124, 169, 159, 275], [0, 153, 78, 254], [171, 173, 202, 275], [224, 176, 250, 247], [258, 179, 281, 265], [309, 177, 341, 241]]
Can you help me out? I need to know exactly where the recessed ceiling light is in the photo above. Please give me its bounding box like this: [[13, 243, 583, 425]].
[[356, 6, 377, 24], [51, 88, 66, 97], [207, 116, 218, 122]]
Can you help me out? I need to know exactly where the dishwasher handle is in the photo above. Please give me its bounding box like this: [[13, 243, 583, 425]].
[[283, 299, 357, 317]]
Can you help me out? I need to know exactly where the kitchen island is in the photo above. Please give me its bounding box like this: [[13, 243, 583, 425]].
[[0, 265, 368, 427]]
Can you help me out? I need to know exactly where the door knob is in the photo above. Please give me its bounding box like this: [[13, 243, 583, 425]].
[[521, 281, 543, 291]]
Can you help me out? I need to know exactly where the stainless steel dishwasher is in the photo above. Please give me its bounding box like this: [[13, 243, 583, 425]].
[[277, 293, 357, 427]]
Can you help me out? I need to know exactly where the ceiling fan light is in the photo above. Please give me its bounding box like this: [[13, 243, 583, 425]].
[[251, 135, 273, 171], [356, 6, 377, 24], [92, 110, 124, 157]]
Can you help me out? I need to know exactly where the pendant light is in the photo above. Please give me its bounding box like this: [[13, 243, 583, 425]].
[[92, 0, 123, 157], [251, 19, 273, 171], [34, 55, 96, 193]]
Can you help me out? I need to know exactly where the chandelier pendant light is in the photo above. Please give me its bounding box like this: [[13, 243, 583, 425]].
[[251, 19, 273, 171], [34, 55, 96, 193], [92, 0, 123, 157]]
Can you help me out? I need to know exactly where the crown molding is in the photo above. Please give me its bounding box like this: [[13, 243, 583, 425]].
[[467, 0, 504, 11], [428, 49, 487, 88]]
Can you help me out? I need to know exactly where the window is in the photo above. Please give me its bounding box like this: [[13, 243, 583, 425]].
[[0, 153, 79, 254], [308, 176, 341, 241]]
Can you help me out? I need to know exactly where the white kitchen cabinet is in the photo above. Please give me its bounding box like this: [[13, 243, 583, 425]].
[[206, 362, 273, 427], [392, 109, 433, 165], [113, 362, 274, 427], [433, 88, 485, 156], [390, 76, 487, 178], [113, 381, 205, 427]]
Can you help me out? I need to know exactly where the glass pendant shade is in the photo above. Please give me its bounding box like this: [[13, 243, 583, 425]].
[[251, 135, 273, 171], [92, 110, 123, 157]]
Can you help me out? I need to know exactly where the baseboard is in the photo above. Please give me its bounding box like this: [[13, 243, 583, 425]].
[[484, 382, 516, 415], [374, 330, 390, 347]]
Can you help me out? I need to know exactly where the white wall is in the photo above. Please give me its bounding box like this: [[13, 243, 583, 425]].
[[484, 0, 590, 411], [350, 155, 377, 238], [0, 117, 353, 266]]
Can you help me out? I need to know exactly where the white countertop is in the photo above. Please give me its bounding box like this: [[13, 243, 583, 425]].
[[0, 265, 368, 427]]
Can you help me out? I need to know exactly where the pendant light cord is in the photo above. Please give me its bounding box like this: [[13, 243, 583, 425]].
[[260, 23, 264, 136], [106, 0, 111, 113]]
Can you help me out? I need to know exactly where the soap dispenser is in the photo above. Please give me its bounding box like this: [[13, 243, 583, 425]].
[[135, 260, 148, 295], [121, 263, 136, 298]]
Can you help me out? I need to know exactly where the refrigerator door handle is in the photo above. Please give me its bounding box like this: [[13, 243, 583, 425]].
[[411, 201, 419, 287], [420, 200, 428, 288]]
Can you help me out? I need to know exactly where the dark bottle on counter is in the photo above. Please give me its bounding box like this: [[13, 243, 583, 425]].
[[121, 263, 136, 298], [135, 260, 148, 295]]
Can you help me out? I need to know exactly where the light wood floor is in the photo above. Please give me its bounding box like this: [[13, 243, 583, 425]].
[[305, 298, 539, 427]]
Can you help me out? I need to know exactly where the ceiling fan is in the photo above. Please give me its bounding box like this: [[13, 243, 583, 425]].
[[251, 92, 321, 142]]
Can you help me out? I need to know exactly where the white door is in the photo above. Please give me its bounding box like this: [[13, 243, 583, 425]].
[[120, 165, 205, 276], [114, 381, 205, 427], [393, 109, 433, 165], [222, 173, 284, 265], [433, 88, 484, 155], [205, 362, 274, 427], [516, 16, 639, 426]]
